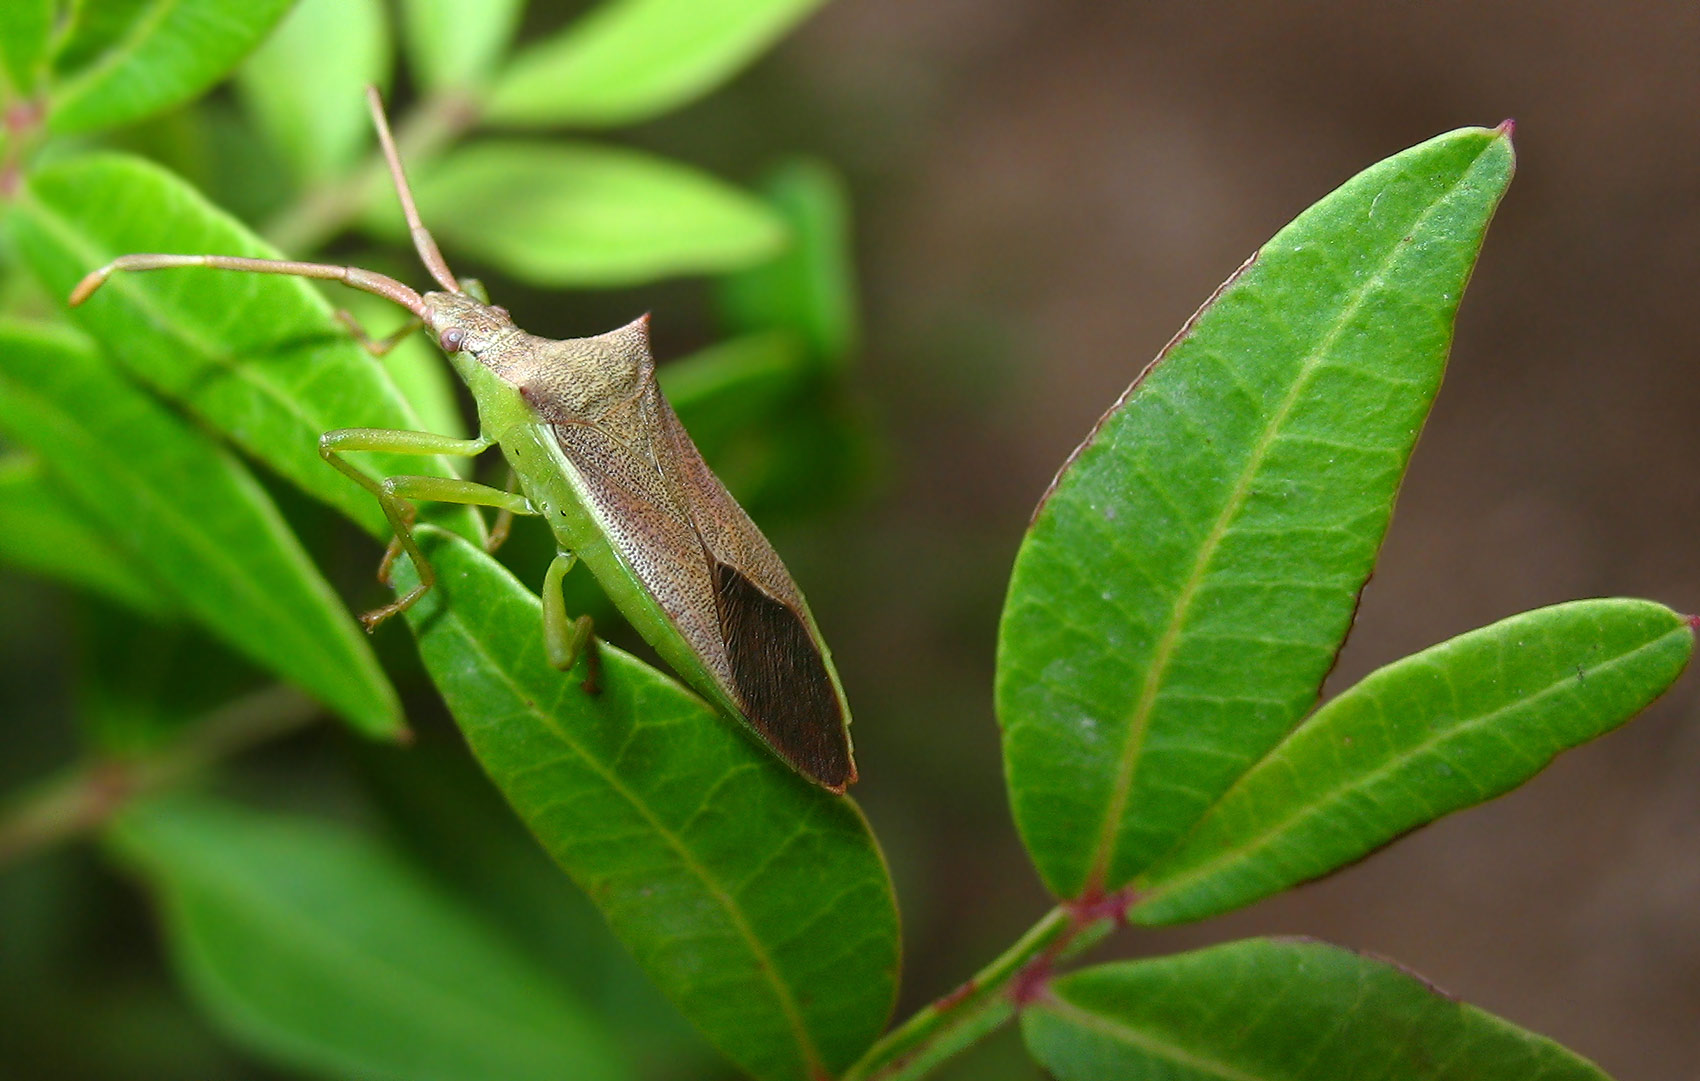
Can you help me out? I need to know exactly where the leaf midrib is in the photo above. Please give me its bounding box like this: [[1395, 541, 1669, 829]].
[[50, 0, 182, 111], [1080, 144, 1495, 894], [1037, 994, 1267, 1081], [435, 583, 826, 1078], [0, 361, 377, 712], [20, 177, 464, 532], [1137, 623, 1684, 907]]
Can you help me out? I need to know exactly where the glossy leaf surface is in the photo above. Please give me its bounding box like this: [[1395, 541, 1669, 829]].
[[485, 0, 827, 127], [998, 126, 1515, 899], [367, 140, 786, 287], [238, 0, 390, 182], [111, 795, 628, 1081], [394, 527, 899, 1081], [401, 0, 524, 92], [1133, 599, 1692, 923], [47, 0, 294, 134], [0, 451, 173, 615], [11, 153, 476, 541], [0, 322, 399, 737], [1021, 938, 1611, 1081]]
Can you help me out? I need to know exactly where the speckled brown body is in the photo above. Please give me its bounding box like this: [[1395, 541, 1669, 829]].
[[426, 293, 856, 790]]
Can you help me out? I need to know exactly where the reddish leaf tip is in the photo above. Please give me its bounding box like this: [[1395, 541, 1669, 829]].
[[1495, 118, 1516, 139]]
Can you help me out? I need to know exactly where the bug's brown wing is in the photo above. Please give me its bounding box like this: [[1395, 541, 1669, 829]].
[[655, 395, 854, 790], [548, 379, 854, 790]]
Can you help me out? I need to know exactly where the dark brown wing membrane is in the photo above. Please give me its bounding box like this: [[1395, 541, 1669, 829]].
[[712, 560, 854, 789], [542, 341, 853, 788]]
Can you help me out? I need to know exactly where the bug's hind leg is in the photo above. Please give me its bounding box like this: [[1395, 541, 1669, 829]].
[[543, 551, 601, 694], [357, 474, 536, 629]]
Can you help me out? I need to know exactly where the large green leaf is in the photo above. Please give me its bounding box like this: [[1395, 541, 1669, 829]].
[[1133, 599, 1692, 924], [110, 795, 629, 1081], [717, 159, 859, 368], [357, 739, 720, 1075], [0, 321, 400, 737], [0, 451, 174, 615], [393, 527, 899, 1081], [10, 153, 477, 541], [1021, 938, 1611, 1081], [401, 0, 524, 93], [485, 0, 828, 128], [237, 0, 390, 182], [0, 0, 53, 96], [997, 126, 1515, 899], [364, 140, 786, 287], [47, 0, 295, 134]]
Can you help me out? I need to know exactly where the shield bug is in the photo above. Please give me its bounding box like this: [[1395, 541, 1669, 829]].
[[69, 88, 856, 791]]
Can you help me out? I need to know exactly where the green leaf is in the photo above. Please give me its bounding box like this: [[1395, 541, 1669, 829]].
[[10, 152, 477, 541], [365, 140, 787, 287], [110, 795, 629, 1081], [1021, 938, 1611, 1081], [393, 526, 899, 1081], [401, 0, 524, 94], [718, 159, 859, 367], [47, 0, 296, 135], [0, 451, 175, 615], [485, 0, 827, 128], [1132, 598, 1692, 924], [357, 739, 720, 1075], [76, 611, 263, 756], [997, 126, 1515, 899], [237, 0, 390, 182], [0, 321, 401, 737], [0, 0, 53, 96]]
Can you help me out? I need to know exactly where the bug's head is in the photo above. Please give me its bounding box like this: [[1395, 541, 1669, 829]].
[[422, 291, 514, 359]]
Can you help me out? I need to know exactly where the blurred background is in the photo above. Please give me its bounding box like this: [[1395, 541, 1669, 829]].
[[3, 2, 1698, 1078]]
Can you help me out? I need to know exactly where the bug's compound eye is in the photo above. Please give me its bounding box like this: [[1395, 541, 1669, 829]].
[[439, 327, 467, 353]]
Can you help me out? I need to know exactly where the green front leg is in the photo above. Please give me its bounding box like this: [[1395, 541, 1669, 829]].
[[321, 427, 533, 630], [543, 551, 600, 693]]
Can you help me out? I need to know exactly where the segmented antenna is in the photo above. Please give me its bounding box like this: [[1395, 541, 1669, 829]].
[[366, 86, 459, 294]]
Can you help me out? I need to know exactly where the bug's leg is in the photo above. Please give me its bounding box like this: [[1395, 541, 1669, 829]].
[[319, 428, 528, 628], [543, 551, 601, 694], [357, 474, 537, 629], [335, 309, 422, 357], [486, 469, 522, 554]]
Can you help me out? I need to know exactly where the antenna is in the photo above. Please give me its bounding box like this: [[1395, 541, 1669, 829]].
[[69, 253, 428, 318], [366, 86, 459, 294]]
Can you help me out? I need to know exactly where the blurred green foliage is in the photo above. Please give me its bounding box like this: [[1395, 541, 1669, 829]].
[[0, 4, 1686, 1081]]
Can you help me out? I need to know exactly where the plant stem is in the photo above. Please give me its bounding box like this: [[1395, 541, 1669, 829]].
[[0, 684, 320, 867], [264, 89, 483, 255], [841, 891, 1133, 1081]]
